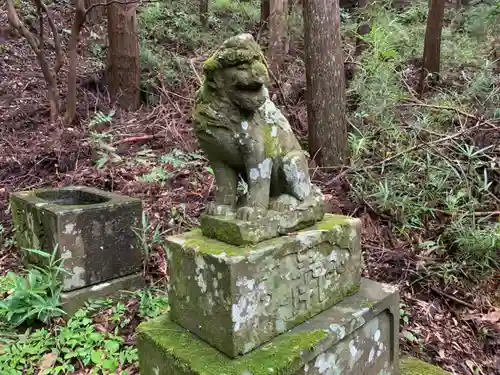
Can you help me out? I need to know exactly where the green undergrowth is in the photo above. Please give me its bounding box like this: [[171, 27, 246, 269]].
[[0, 287, 169, 375], [347, 0, 500, 284], [137, 0, 260, 100]]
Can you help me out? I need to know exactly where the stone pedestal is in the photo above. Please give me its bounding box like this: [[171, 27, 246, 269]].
[[166, 214, 362, 357], [137, 213, 400, 375], [10, 186, 144, 314], [137, 278, 400, 375]]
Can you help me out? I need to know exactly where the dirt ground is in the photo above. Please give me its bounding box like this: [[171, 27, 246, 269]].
[[0, 3, 499, 375]]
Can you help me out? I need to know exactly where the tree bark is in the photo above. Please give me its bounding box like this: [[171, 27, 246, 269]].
[[267, 0, 288, 74], [419, 0, 446, 95], [200, 0, 209, 29], [107, 1, 140, 110], [303, 0, 348, 167], [261, 0, 270, 27], [64, 0, 86, 125]]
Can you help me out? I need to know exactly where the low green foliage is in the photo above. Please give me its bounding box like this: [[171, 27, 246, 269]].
[[137, 0, 260, 94], [0, 289, 169, 374], [0, 247, 68, 328]]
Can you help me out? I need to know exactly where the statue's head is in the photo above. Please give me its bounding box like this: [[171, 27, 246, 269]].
[[202, 34, 270, 112]]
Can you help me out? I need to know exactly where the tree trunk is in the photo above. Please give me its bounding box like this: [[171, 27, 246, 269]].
[[419, 0, 446, 95], [267, 0, 288, 74], [303, 0, 348, 167], [355, 0, 371, 56], [200, 0, 208, 29], [107, 2, 140, 110], [261, 0, 270, 27], [64, 0, 86, 125]]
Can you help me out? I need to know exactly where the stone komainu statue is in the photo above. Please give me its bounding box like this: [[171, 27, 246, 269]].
[[192, 34, 323, 221]]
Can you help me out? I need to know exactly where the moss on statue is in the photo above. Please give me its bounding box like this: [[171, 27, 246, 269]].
[[137, 314, 329, 375], [401, 357, 451, 375], [191, 33, 325, 223], [180, 228, 247, 257]]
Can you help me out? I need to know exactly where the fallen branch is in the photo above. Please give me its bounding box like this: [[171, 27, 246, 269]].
[[111, 134, 156, 146], [400, 101, 499, 129], [430, 286, 477, 310]]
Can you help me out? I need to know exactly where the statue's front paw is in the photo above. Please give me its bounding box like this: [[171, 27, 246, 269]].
[[236, 206, 267, 221], [205, 203, 235, 217]]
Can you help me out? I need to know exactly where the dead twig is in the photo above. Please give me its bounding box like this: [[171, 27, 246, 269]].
[[111, 135, 156, 146], [400, 101, 499, 129], [430, 286, 477, 310]]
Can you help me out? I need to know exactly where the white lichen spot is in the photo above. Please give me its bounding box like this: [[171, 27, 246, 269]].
[[64, 266, 86, 289], [241, 120, 249, 131], [209, 264, 215, 272], [314, 353, 340, 375], [349, 340, 358, 358], [328, 250, 338, 262], [381, 282, 399, 294], [194, 256, 207, 293], [258, 159, 272, 179], [328, 324, 346, 340], [267, 368, 274, 373], [249, 168, 260, 181], [377, 342, 384, 358], [64, 223, 76, 234], [349, 227, 357, 242], [304, 364, 309, 373], [61, 248, 72, 260], [374, 329, 381, 342], [369, 347, 375, 362], [232, 278, 265, 332], [90, 282, 111, 291], [153, 366, 160, 375], [271, 126, 278, 137], [275, 319, 286, 333]]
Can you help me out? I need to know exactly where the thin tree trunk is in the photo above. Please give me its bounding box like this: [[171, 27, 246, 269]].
[[419, 0, 446, 95], [303, 0, 348, 167], [261, 0, 270, 27], [107, 1, 140, 110], [200, 0, 208, 29], [267, 0, 288, 74], [64, 0, 86, 125]]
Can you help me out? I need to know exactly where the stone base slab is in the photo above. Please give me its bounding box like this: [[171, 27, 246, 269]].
[[200, 203, 325, 246], [61, 272, 144, 316], [166, 214, 363, 358], [137, 278, 400, 375]]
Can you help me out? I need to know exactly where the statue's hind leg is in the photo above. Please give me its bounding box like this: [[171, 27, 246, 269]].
[[281, 150, 312, 201]]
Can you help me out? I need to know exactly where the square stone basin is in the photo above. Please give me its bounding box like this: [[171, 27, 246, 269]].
[[10, 186, 143, 292]]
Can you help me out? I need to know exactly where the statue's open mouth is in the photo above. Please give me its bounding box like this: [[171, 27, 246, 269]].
[[236, 82, 264, 93]]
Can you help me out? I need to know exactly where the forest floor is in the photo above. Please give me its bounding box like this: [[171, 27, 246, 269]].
[[0, 0, 500, 374]]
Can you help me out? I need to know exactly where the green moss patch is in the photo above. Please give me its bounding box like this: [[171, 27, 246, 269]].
[[401, 357, 451, 375], [137, 314, 328, 375]]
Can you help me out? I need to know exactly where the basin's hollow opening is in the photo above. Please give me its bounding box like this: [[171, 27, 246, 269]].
[[36, 189, 110, 206]]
